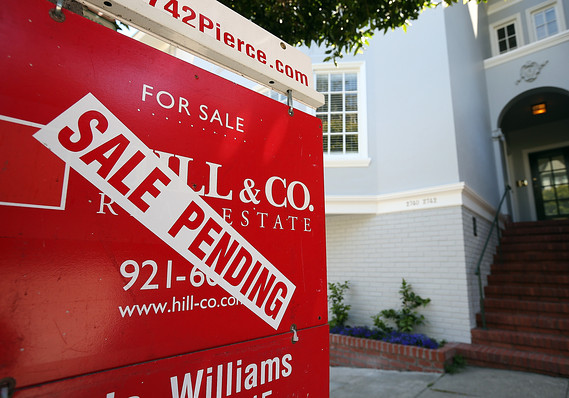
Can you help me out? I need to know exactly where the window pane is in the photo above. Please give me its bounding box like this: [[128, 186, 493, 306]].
[[330, 114, 343, 132], [508, 36, 517, 49], [345, 73, 357, 91], [554, 172, 569, 185], [330, 94, 343, 112], [541, 172, 553, 187], [317, 114, 328, 133], [559, 199, 569, 214], [542, 186, 555, 200], [536, 25, 546, 40], [557, 184, 569, 199], [497, 27, 506, 39], [345, 93, 358, 111], [316, 75, 328, 92], [323, 134, 329, 153], [545, 8, 556, 22], [345, 113, 358, 132], [544, 201, 558, 216], [499, 39, 507, 53], [331, 74, 343, 91], [547, 20, 558, 35], [346, 135, 358, 153], [552, 156, 566, 170], [538, 158, 552, 172], [506, 23, 515, 35], [534, 13, 545, 27], [330, 135, 343, 152]]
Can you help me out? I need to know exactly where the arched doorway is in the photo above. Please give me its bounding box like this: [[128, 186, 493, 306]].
[[499, 87, 569, 221]]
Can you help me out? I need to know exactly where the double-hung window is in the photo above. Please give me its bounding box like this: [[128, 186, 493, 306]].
[[314, 62, 369, 167], [497, 22, 518, 53], [490, 14, 523, 56], [534, 6, 559, 39], [528, 1, 566, 42]]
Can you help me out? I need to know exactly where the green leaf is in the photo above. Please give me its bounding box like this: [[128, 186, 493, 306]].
[[218, 0, 486, 62]]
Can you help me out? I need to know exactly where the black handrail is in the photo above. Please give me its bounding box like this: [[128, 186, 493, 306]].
[[475, 185, 511, 329]]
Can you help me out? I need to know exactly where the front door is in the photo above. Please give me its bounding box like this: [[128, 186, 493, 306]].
[[529, 146, 569, 220]]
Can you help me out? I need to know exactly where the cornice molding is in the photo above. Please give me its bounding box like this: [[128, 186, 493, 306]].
[[325, 182, 498, 221]]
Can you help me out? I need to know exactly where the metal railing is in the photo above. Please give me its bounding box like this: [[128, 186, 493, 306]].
[[475, 185, 511, 329]]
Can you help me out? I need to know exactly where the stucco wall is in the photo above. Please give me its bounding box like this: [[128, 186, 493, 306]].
[[485, 37, 569, 130], [306, 7, 460, 198], [444, 3, 501, 206]]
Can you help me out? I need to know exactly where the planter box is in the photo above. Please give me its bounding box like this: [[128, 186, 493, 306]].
[[330, 334, 459, 373]]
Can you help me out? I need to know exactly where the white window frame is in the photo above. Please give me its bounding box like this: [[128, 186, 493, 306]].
[[489, 13, 524, 56], [312, 62, 370, 168], [526, 0, 567, 43]]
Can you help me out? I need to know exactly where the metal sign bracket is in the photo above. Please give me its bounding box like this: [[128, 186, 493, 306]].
[[287, 89, 294, 117], [49, 0, 66, 22]]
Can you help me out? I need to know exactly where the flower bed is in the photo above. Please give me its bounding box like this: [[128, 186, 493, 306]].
[[330, 325, 441, 349], [330, 332, 459, 373]]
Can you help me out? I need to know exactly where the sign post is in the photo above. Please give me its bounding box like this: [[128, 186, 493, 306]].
[[0, 1, 328, 396]]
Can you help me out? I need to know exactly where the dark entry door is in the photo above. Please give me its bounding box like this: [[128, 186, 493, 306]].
[[529, 146, 569, 220]]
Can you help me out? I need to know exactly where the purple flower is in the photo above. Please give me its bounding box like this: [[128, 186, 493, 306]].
[[330, 326, 439, 349]]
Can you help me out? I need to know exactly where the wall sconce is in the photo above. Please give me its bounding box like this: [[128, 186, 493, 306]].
[[532, 103, 547, 115]]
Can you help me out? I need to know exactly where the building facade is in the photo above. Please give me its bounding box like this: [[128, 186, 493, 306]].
[[314, 0, 568, 342]]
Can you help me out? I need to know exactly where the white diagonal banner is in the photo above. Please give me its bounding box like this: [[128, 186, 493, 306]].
[[34, 93, 295, 329]]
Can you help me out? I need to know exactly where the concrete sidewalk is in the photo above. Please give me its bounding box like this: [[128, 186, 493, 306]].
[[330, 366, 569, 397]]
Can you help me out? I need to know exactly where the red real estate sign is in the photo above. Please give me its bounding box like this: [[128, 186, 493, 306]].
[[0, 0, 328, 396]]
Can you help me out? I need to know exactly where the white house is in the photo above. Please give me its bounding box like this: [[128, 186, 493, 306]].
[[307, 0, 569, 343]]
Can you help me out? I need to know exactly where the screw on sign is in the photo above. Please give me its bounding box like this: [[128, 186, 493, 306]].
[[1, 378, 16, 398]]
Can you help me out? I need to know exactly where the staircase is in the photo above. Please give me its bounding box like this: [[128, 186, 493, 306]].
[[456, 219, 569, 377]]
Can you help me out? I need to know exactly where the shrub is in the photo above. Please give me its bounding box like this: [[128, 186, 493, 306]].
[[372, 279, 431, 333], [328, 281, 350, 328]]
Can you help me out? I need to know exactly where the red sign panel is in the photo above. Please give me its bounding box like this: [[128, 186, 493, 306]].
[[15, 326, 329, 398], [0, 0, 327, 395]]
